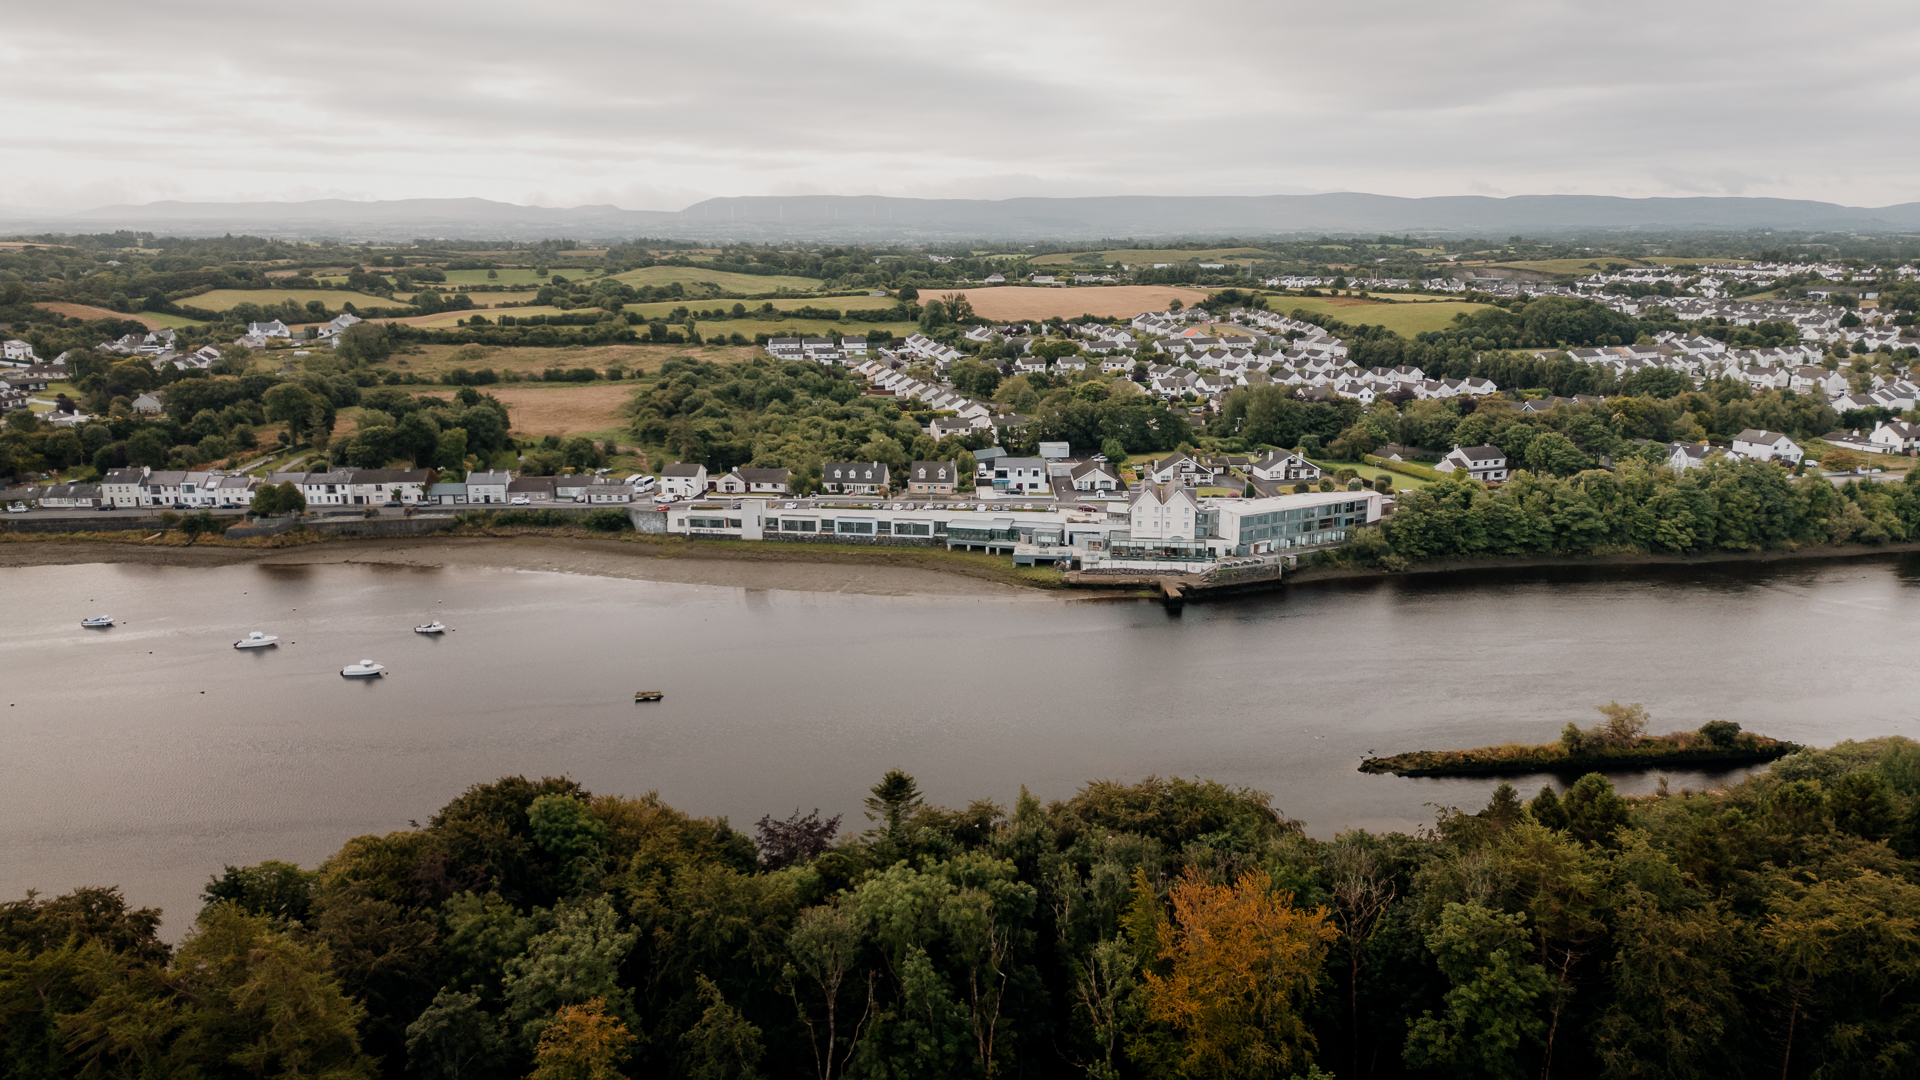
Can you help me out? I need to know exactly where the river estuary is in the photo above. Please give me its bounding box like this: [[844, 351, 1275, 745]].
[[4, 551, 1918, 934]]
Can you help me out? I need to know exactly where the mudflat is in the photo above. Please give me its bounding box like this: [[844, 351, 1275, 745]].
[[0, 536, 1044, 598]]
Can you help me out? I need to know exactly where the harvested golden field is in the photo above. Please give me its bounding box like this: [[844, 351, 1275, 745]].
[[917, 285, 1209, 321], [479, 383, 638, 437], [34, 302, 183, 330]]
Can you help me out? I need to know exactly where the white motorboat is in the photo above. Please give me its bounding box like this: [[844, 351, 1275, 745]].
[[340, 659, 386, 678], [234, 631, 279, 649], [80, 615, 114, 628], [413, 621, 447, 635]]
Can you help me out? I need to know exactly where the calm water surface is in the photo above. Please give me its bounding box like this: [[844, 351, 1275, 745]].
[[4, 553, 1918, 934]]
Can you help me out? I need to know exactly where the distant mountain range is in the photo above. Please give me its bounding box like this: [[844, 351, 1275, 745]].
[[6, 192, 1920, 242]]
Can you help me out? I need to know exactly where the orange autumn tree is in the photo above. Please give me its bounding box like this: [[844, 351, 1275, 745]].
[[1143, 867, 1339, 1079], [530, 998, 636, 1080]]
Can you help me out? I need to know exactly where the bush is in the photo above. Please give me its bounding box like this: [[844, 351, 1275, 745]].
[[583, 508, 632, 532], [1699, 720, 1743, 747]]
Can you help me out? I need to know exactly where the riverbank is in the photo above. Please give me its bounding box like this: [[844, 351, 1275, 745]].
[[0, 531, 1072, 598], [1284, 538, 1920, 588]]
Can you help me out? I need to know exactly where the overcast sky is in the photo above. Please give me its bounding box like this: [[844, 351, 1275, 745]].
[[5, 0, 1916, 212]]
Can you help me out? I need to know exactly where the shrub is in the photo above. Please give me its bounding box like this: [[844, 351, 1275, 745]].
[[583, 508, 632, 532], [1699, 720, 1743, 747]]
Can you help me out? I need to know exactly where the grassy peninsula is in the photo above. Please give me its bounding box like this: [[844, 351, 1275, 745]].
[[1360, 703, 1799, 777]]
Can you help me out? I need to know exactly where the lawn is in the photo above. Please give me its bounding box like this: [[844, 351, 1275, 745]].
[[1274, 297, 1487, 336], [185, 288, 408, 313], [1029, 247, 1275, 268], [605, 266, 823, 294], [625, 294, 901, 319], [1307, 458, 1434, 490]]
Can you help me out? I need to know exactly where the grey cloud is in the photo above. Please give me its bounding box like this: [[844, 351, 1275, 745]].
[[2, 0, 1916, 210]]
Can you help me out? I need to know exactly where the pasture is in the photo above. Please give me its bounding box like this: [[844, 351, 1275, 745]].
[[622, 293, 901, 320], [1274, 297, 1487, 336], [1479, 259, 1633, 275], [184, 288, 408, 313], [917, 285, 1209, 321], [1029, 247, 1274, 267], [395, 342, 760, 382], [606, 266, 822, 294], [439, 268, 611, 287]]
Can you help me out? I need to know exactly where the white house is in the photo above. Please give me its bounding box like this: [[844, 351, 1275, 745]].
[[1666, 443, 1715, 471], [659, 462, 709, 498], [1869, 420, 1920, 454], [247, 320, 292, 340], [713, 467, 792, 495], [820, 461, 890, 495], [1730, 429, 1803, 464], [1129, 481, 1199, 540], [988, 457, 1050, 495], [100, 466, 150, 508], [342, 468, 430, 505], [1069, 459, 1123, 491], [1249, 451, 1320, 482], [1435, 444, 1510, 482], [465, 470, 512, 504]]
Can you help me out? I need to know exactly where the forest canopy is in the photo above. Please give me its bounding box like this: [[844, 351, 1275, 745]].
[[7, 736, 1920, 1080]]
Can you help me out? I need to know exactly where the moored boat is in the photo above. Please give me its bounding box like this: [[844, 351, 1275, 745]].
[[341, 659, 386, 678], [413, 621, 447, 634], [80, 616, 114, 628], [634, 691, 663, 702], [234, 631, 279, 649]]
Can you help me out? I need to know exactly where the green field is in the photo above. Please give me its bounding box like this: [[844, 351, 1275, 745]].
[[440, 268, 611, 287], [139, 311, 209, 329], [622, 294, 899, 319], [1276, 298, 1486, 336], [1031, 247, 1274, 268], [185, 288, 408, 313], [1480, 259, 1633, 275], [605, 266, 822, 294]]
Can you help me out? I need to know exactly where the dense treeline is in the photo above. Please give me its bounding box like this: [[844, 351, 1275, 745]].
[[9, 735, 1920, 1080], [1292, 384, 1846, 471], [0, 347, 512, 480], [1342, 460, 1920, 569], [625, 356, 993, 482]]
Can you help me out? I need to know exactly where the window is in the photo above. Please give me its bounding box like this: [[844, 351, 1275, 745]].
[[688, 517, 727, 529], [782, 519, 817, 533]]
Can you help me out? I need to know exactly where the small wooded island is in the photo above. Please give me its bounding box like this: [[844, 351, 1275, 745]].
[[1360, 702, 1799, 777]]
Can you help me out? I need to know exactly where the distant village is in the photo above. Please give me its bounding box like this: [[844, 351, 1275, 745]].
[[4, 256, 1917, 577]]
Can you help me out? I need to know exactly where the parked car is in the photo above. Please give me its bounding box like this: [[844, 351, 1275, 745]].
[[6, 502, 28, 514], [652, 494, 675, 504], [509, 496, 531, 505]]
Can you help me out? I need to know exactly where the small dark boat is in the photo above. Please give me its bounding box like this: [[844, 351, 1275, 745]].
[[634, 691, 663, 702]]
